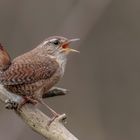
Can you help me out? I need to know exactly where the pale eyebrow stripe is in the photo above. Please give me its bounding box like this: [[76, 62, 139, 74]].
[[50, 39, 58, 42], [43, 40, 49, 46], [43, 39, 58, 45]]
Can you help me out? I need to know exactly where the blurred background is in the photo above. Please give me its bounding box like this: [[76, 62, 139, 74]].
[[0, 0, 140, 140]]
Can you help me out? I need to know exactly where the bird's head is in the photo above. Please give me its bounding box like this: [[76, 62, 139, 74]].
[[40, 36, 80, 57]]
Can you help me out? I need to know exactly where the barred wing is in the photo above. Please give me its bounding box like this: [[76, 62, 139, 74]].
[[0, 57, 59, 85]]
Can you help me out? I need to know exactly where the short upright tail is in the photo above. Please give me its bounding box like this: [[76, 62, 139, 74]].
[[0, 43, 11, 71]]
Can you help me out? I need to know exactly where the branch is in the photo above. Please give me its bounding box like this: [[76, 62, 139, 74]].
[[0, 85, 78, 140]]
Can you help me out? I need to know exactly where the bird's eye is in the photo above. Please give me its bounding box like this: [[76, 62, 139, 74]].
[[52, 39, 60, 45]]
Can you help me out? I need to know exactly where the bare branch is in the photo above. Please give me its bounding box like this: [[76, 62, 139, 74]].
[[0, 85, 78, 140]]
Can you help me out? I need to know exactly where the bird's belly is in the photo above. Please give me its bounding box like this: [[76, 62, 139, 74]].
[[4, 80, 46, 96]]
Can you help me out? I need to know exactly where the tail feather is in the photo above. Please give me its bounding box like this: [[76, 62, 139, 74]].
[[0, 43, 11, 71]]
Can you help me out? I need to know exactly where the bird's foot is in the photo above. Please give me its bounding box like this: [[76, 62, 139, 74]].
[[47, 113, 60, 126], [5, 99, 19, 109], [36, 98, 67, 126], [47, 113, 67, 127], [17, 96, 38, 110], [5, 96, 38, 110]]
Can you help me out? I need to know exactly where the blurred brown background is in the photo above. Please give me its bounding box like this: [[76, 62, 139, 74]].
[[0, 0, 140, 140]]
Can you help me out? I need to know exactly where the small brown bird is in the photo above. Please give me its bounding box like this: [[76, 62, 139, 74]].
[[0, 36, 79, 120]]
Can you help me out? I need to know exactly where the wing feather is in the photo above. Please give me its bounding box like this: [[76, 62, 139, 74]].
[[0, 56, 59, 85]]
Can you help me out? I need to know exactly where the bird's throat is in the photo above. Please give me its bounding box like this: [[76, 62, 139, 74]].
[[56, 54, 67, 77]]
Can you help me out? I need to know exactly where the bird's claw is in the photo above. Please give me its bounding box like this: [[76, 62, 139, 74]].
[[5, 99, 19, 110], [56, 113, 67, 123], [47, 114, 59, 126], [47, 113, 67, 127]]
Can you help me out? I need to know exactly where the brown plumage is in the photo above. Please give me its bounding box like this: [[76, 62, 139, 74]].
[[0, 36, 79, 121], [1, 45, 60, 96], [0, 43, 11, 71]]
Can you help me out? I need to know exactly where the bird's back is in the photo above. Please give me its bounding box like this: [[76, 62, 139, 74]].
[[0, 47, 61, 97]]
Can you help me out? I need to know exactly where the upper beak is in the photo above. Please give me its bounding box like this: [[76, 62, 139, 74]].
[[67, 38, 80, 43], [62, 38, 80, 53]]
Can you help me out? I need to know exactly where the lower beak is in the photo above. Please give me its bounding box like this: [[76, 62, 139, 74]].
[[67, 48, 80, 53], [62, 38, 80, 53]]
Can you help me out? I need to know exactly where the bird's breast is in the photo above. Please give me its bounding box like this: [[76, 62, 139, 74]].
[[55, 55, 67, 77]]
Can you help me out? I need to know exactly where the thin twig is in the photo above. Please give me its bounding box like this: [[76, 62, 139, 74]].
[[0, 84, 78, 140]]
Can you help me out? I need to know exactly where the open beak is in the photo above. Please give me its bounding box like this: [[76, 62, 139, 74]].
[[62, 38, 80, 53]]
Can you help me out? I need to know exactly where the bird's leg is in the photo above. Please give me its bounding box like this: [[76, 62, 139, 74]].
[[17, 96, 38, 110], [36, 98, 60, 125], [37, 98, 60, 116], [5, 96, 38, 110]]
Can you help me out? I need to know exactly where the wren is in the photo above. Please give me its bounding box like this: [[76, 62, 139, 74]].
[[0, 36, 79, 121]]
